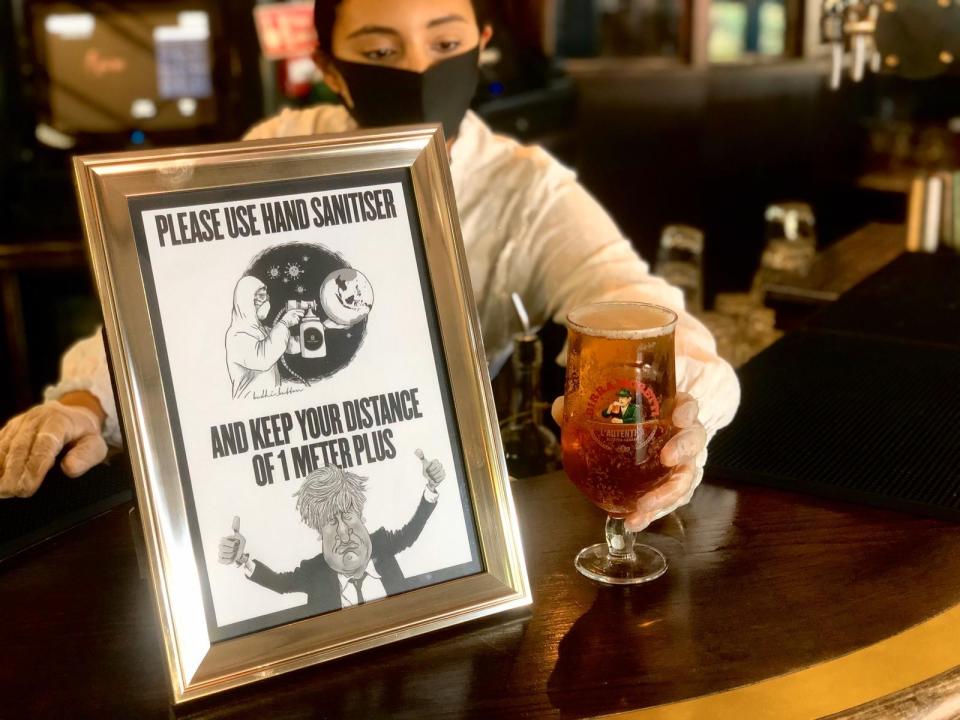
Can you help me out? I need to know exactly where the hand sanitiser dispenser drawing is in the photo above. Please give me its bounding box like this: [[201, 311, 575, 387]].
[[283, 300, 318, 356], [300, 306, 327, 359]]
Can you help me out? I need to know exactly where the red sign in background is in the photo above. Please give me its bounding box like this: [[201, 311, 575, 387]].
[[253, 2, 317, 60]]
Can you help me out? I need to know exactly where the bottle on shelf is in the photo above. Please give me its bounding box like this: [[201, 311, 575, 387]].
[[500, 293, 560, 479]]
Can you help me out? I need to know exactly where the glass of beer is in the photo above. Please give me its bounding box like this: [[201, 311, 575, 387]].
[[562, 302, 678, 584]]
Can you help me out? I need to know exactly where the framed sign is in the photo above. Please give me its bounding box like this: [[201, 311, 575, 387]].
[[73, 125, 530, 703]]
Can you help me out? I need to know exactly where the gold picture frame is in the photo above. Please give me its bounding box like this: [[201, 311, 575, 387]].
[[72, 125, 530, 704]]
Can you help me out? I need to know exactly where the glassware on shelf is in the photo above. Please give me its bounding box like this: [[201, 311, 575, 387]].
[[707, 292, 782, 367], [655, 224, 705, 314], [753, 202, 817, 299], [698, 311, 740, 366]]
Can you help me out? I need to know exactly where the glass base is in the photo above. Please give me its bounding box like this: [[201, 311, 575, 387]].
[[574, 542, 667, 585]]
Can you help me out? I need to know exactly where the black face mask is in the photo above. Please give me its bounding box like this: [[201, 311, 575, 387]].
[[333, 46, 480, 139]]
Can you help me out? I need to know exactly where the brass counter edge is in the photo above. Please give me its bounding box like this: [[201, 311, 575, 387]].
[[611, 600, 960, 719]]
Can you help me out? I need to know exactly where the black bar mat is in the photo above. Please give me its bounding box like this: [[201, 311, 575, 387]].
[[807, 252, 960, 349], [0, 456, 133, 562], [707, 330, 960, 521]]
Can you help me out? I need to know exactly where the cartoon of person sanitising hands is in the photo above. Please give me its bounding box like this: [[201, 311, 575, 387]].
[[225, 276, 305, 399]]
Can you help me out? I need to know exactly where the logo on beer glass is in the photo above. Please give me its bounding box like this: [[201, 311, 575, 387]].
[[585, 378, 663, 453]]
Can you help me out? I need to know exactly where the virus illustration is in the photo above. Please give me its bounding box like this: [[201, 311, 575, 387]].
[[302, 255, 310, 262], [286, 262, 303, 279], [267, 266, 281, 279], [295, 285, 305, 294]]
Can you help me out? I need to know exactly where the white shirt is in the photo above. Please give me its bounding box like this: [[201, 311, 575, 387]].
[[338, 562, 386, 607], [46, 106, 740, 516]]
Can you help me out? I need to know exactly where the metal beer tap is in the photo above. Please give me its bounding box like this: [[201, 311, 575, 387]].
[[821, 0, 849, 89], [820, 0, 960, 253], [822, 0, 960, 87], [845, 0, 880, 82]]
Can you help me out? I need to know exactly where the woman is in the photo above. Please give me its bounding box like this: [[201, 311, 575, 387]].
[[0, 0, 739, 532]]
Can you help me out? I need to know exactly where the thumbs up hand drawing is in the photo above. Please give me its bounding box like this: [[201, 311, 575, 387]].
[[218, 516, 248, 566], [415, 449, 445, 492]]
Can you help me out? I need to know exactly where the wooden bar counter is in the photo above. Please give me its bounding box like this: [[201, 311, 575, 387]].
[[2, 469, 960, 719]]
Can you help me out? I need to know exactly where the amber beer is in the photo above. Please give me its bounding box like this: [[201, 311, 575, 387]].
[[562, 302, 678, 517]]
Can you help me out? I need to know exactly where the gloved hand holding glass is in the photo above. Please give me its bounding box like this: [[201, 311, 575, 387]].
[[0, 395, 107, 498], [552, 302, 706, 585]]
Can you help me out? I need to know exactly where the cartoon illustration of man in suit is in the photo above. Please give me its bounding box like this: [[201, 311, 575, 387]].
[[218, 450, 445, 612]]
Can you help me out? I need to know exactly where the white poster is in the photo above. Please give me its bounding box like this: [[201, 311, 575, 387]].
[[129, 170, 482, 640]]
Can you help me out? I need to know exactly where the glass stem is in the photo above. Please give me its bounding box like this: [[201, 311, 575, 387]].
[[605, 516, 636, 561]]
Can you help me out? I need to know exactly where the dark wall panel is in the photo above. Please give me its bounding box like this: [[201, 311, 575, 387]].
[[569, 61, 873, 302]]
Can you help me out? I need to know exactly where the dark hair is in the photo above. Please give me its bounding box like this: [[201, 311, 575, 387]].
[[313, 0, 492, 54]]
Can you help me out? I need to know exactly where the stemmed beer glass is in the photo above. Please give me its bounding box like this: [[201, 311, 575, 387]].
[[562, 302, 678, 585]]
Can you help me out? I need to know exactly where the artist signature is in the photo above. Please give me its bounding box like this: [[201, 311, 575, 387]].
[[252, 385, 305, 400]]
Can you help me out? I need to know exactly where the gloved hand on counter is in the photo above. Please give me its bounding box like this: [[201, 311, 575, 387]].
[[0, 399, 108, 498], [552, 391, 707, 532]]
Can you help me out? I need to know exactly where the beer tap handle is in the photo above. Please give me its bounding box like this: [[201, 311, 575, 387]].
[[865, 4, 882, 74], [851, 33, 868, 81], [830, 42, 845, 89], [843, 0, 879, 83], [821, 0, 847, 89]]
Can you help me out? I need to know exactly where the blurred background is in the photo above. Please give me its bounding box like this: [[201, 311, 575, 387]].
[[1, 0, 959, 423]]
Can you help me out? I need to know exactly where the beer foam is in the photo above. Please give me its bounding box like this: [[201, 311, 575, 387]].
[[568, 302, 677, 339]]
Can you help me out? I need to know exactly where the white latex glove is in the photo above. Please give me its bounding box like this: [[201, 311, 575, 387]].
[[552, 392, 707, 532], [0, 401, 107, 498]]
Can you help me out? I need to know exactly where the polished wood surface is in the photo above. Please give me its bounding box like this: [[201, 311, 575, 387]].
[[2, 471, 960, 719], [764, 223, 905, 304]]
